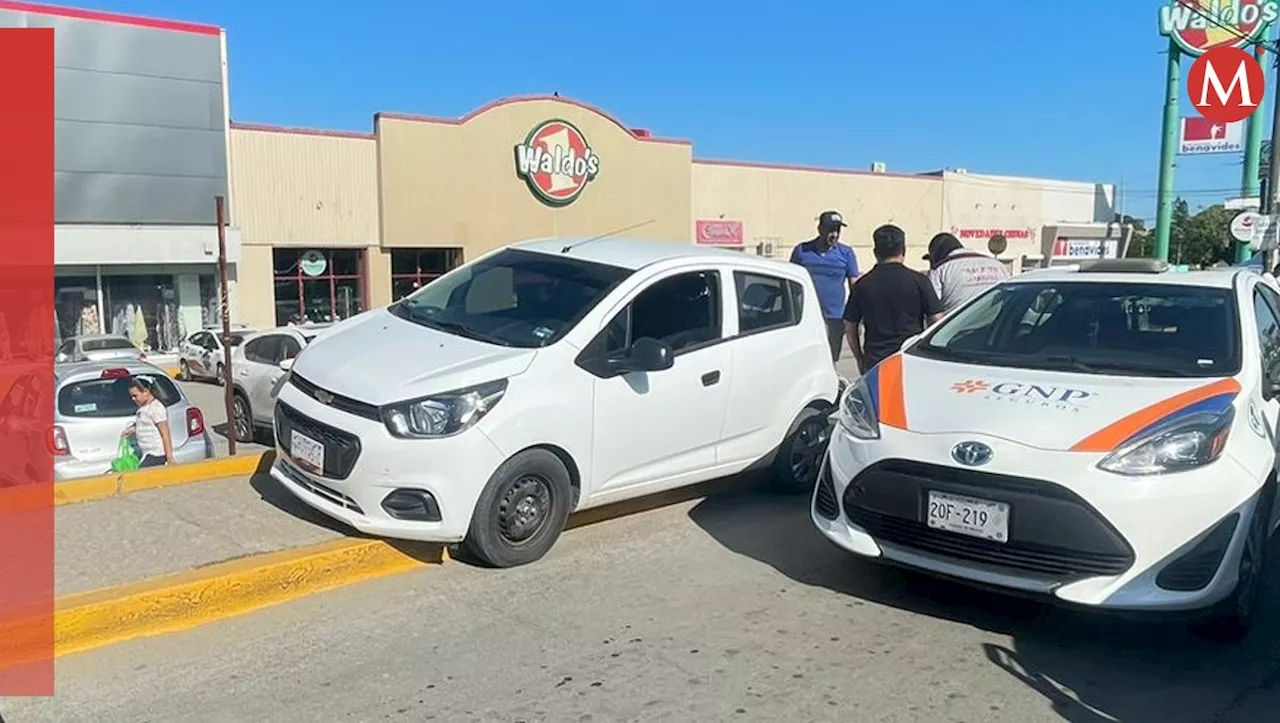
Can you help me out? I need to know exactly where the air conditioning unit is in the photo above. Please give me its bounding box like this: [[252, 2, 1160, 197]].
[[756, 242, 777, 257], [871, 161, 886, 174]]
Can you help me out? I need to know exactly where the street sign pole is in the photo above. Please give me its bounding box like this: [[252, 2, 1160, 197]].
[[1154, 37, 1181, 263]]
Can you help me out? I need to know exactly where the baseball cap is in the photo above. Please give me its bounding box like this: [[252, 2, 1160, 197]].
[[818, 211, 847, 230], [922, 232, 962, 262]]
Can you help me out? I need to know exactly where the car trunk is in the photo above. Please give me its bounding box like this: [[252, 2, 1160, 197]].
[[56, 374, 192, 463]]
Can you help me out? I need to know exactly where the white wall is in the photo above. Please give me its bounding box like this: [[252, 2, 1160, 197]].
[[55, 225, 243, 266]]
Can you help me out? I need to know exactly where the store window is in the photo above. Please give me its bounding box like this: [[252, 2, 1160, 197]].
[[391, 248, 464, 301], [273, 249, 366, 326], [55, 277, 100, 344], [100, 274, 184, 353], [199, 274, 222, 328]]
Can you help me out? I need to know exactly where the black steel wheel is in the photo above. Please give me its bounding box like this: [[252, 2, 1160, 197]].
[[463, 449, 573, 568]]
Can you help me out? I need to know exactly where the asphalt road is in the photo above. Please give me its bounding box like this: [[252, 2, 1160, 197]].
[[178, 378, 271, 458], [7, 476, 1278, 723]]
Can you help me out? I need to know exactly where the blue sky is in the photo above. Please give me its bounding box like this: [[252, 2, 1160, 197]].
[[66, 0, 1270, 223]]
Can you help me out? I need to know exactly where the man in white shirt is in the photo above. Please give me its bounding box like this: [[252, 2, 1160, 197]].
[[923, 233, 1010, 313]]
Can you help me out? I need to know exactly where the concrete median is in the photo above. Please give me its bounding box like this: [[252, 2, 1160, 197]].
[[52, 451, 274, 506]]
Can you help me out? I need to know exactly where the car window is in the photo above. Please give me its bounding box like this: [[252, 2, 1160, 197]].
[[604, 270, 723, 355], [734, 271, 802, 334], [911, 281, 1241, 378], [279, 336, 303, 360], [389, 248, 632, 349], [57, 340, 75, 356], [1254, 287, 1280, 378], [57, 373, 181, 418], [243, 336, 282, 364], [228, 332, 248, 347], [82, 337, 136, 352]]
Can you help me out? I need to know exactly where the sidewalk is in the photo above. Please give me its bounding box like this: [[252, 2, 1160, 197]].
[[56, 471, 346, 596]]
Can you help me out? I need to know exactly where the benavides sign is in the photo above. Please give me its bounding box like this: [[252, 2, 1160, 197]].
[[1159, 0, 1279, 56], [514, 119, 601, 206]]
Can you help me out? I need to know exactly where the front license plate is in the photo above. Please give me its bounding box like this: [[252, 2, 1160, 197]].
[[290, 430, 325, 474], [926, 490, 1010, 543]]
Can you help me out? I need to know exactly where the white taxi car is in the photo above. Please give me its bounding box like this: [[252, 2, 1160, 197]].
[[271, 238, 840, 568], [816, 259, 1279, 641]]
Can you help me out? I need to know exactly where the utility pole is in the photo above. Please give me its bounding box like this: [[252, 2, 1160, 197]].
[[1154, 37, 1181, 262]]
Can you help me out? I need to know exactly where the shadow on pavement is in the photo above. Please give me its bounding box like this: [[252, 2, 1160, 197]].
[[688, 488, 1280, 723], [247, 471, 443, 563]]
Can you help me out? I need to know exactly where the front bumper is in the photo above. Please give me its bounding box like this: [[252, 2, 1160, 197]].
[[269, 383, 506, 543], [813, 424, 1265, 612]]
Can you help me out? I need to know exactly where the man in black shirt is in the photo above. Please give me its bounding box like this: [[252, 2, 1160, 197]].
[[843, 224, 944, 374]]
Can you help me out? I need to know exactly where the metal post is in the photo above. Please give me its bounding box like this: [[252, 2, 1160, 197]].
[[1267, 41, 1280, 271], [216, 196, 236, 456], [1154, 38, 1181, 262], [1242, 40, 1269, 263]]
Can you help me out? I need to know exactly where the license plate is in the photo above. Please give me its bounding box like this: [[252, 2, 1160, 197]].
[[290, 430, 325, 474], [926, 490, 1010, 543]]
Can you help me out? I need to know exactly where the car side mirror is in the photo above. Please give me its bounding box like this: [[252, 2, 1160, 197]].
[[279, 358, 294, 372], [609, 337, 674, 374]]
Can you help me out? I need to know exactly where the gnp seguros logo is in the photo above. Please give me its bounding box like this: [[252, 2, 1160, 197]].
[[950, 379, 1094, 412], [514, 119, 601, 206], [1160, 0, 1279, 56]]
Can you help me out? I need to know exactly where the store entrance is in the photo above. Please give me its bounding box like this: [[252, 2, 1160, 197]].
[[272, 249, 367, 326]]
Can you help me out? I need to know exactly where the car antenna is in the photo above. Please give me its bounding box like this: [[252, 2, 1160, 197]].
[[560, 219, 655, 253]]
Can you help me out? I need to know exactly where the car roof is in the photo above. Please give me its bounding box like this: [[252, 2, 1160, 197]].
[[1010, 266, 1244, 290], [71, 333, 131, 342], [510, 236, 785, 273], [54, 359, 173, 384]]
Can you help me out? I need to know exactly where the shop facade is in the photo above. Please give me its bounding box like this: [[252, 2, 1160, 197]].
[[6, 1, 243, 353], [228, 95, 1117, 327]]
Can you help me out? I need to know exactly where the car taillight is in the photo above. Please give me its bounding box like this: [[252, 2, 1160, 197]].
[[47, 426, 69, 456], [187, 407, 205, 436]]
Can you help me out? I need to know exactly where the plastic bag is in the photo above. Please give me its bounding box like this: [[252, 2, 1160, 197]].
[[110, 437, 140, 473]]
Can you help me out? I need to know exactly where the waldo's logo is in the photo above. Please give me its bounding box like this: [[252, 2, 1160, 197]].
[[1160, 0, 1279, 56], [952, 379, 1094, 412], [514, 119, 601, 206]]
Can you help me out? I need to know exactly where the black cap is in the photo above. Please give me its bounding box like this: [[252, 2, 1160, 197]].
[[818, 211, 847, 231]]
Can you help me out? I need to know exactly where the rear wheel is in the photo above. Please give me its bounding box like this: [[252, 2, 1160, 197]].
[[178, 361, 190, 381], [462, 449, 573, 568], [1192, 490, 1271, 643], [231, 391, 255, 443], [771, 407, 831, 494], [215, 363, 225, 386]]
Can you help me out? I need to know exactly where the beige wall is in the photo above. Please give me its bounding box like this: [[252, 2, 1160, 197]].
[[938, 172, 1046, 260], [692, 162, 944, 271], [377, 98, 694, 260], [228, 125, 382, 328]]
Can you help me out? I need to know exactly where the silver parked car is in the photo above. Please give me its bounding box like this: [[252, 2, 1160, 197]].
[[56, 334, 145, 364], [50, 360, 214, 480]]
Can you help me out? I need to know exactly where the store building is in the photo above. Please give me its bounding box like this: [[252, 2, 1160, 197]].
[[4, 1, 242, 353]]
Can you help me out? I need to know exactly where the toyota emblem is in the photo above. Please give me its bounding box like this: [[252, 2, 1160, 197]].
[[950, 441, 993, 467]]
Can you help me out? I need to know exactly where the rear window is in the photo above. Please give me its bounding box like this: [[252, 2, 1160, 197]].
[[82, 337, 136, 352], [57, 373, 182, 418], [228, 333, 248, 347]]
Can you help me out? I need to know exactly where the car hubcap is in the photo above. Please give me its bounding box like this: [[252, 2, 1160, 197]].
[[234, 400, 250, 439], [497, 476, 552, 545], [789, 420, 830, 485]]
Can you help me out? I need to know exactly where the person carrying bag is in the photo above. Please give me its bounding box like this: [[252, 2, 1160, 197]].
[[119, 376, 176, 469]]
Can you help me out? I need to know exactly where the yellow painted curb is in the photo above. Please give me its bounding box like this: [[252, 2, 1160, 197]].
[[52, 452, 272, 506], [51, 538, 444, 658]]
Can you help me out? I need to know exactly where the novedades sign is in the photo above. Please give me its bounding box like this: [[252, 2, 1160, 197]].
[[1159, 0, 1279, 56], [514, 119, 601, 206]]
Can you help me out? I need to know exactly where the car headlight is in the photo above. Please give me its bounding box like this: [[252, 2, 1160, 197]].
[[838, 378, 880, 440], [381, 379, 508, 439], [1097, 407, 1234, 476]]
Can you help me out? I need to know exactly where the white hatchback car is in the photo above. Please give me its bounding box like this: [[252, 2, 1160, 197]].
[[817, 259, 1280, 641], [270, 238, 840, 567], [228, 325, 330, 443]]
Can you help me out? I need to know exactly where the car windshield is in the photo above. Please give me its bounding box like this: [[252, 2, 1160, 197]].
[[57, 373, 182, 418], [909, 281, 1241, 378], [389, 248, 632, 348], [82, 337, 136, 352]]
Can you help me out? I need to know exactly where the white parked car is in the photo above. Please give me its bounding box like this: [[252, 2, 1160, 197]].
[[56, 334, 145, 364], [178, 327, 253, 384], [816, 259, 1280, 641], [270, 238, 840, 567], [228, 324, 330, 443]]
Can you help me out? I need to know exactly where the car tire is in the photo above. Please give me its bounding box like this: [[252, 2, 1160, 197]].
[[461, 449, 574, 569], [1192, 489, 1272, 644], [770, 407, 831, 495], [231, 390, 256, 444], [178, 360, 190, 381], [215, 363, 225, 387]]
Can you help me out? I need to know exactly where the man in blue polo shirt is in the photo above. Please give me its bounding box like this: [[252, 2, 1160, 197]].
[[790, 210, 860, 361]]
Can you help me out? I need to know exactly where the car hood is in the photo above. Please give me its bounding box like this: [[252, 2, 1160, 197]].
[[867, 353, 1242, 453], [290, 309, 539, 406]]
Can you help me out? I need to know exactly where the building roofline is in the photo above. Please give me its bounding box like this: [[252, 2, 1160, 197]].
[[0, 0, 221, 36]]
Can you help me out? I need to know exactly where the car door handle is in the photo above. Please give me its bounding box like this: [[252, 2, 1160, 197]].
[[701, 371, 721, 387]]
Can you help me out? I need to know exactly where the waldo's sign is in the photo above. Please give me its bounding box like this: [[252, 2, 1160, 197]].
[[514, 119, 601, 207], [1160, 0, 1279, 56]]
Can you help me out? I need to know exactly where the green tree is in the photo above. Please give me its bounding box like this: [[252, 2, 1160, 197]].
[[1126, 198, 1233, 265]]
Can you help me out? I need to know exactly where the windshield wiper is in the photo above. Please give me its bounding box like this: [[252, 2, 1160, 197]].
[[1040, 355, 1097, 373], [420, 319, 513, 347]]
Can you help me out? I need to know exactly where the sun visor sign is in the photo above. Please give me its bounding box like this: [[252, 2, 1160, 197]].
[[514, 119, 601, 207]]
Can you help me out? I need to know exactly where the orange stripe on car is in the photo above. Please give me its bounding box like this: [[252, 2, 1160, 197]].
[[877, 354, 908, 429], [1069, 378, 1242, 453]]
